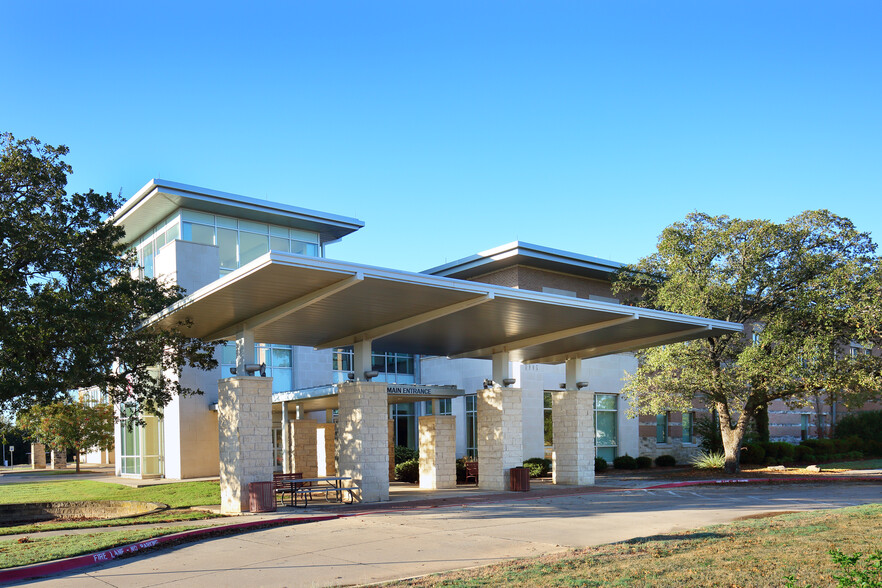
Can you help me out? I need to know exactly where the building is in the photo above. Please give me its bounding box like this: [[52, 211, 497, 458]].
[[110, 179, 741, 512]]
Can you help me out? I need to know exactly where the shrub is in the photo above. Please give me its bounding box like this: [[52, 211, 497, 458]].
[[613, 454, 638, 470], [655, 454, 677, 467], [845, 451, 865, 461], [595, 457, 608, 473], [635, 456, 653, 469], [523, 457, 552, 478], [694, 413, 723, 453], [691, 450, 726, 469], [456, 458, 468, 483], [795, 444, 815, 462], [741, 443, 766, 465], [835, 410, 882, 443], [394, 445, 418, 464], [395, 459, 420, 483]]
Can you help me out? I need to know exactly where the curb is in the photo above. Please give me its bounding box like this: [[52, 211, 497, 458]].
[[0, 514, 342, 585], [646, 475, 882, 489]]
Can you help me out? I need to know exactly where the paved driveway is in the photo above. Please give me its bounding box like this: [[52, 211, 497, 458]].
[[26, 483, 882, 587]]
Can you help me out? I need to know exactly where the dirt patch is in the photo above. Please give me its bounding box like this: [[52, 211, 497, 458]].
[[734, 511, 799, 520]]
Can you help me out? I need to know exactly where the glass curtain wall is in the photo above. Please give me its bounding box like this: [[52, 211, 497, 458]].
[[118, 405, 163, 477], [465, 395, 477, 458], [595, 394, 618, 462], [221, 343, 295, 393]]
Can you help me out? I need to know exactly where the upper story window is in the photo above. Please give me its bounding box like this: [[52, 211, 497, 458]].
[[331, 347, 416, 384]]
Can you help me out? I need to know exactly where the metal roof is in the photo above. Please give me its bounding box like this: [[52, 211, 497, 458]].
[[144, 251, 741, 364], [112, 179, 365, 246]]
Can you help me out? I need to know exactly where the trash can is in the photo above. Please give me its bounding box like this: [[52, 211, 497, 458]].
[[509, 467, 530, 492], [249, 481, 276, 512]]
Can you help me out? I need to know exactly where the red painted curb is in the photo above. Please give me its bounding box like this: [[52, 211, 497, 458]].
[[0, 514, 341, 585], [646, 475, 882, 489]]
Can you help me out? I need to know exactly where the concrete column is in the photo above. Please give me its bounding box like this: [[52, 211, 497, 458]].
[[235, 329, 255, 376], [491, 351, 510, 384], [317, 423, 336, 476], [477, 385, 523, 491], [353, 339, 373, 380], [31, 443, 46, 469], [218, 376, 274, 514], [281, 401, 291, 473], [290, 419, 318, 478], [419, 415, 457, 489], [552, 388, 595, 486], [338, 381, 389, 502], [50, 448, 67, 470]]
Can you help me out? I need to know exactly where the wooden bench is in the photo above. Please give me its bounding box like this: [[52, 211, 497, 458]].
[[464, 461, 478, 485], [291, 484, 359, 507], [273, 472, 303, 505]]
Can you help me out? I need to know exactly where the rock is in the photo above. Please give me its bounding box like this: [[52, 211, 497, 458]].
[[767, 465, 786, 471], [806, 465, 821, 472]]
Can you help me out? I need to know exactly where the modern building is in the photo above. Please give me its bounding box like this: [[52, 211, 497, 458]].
[[110, 179, 742, 512]]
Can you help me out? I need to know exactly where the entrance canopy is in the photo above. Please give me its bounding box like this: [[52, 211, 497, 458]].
[[145, 251, 741, 364], [271, 383, 465, 412]]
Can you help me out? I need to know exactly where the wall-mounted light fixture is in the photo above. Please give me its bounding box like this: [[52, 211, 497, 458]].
[[576, 381, 590, 390], [364, 370, 379, 381], [347, 372, 356, 381], [502, 378, 517, 387]]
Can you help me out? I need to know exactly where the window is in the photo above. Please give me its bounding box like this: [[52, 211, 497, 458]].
[[392, 403, 417, 448], [682, 412, 694, 443], [801, 414, 809, 441], [423, 398, 452, 415], [331, 347, 415, 384], [544, 392, 553, 447], [465, 395, 477, 458], [595, 394, 618, 462], [656, 413, 668, 444], [221, 342, 294, 393], [272, 427, 283, 472]]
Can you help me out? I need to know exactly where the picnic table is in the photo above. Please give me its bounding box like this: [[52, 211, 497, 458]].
[[279, 476, 359, 507]]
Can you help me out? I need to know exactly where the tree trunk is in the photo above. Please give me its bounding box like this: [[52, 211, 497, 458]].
[[717, 402, 750, 474], [75, 451, 80, 473]]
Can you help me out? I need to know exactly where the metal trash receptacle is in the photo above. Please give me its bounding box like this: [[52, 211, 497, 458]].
[[249, 481, 276, 512], [510, 467, 530, 492]]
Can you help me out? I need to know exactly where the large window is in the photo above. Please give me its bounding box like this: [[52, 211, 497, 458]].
[[221, 342, 294, 393], [423, 399, 452, 415], [595, 394, 618, 462], [119, 405, 163, 477], [331, 347, 416, 384], [392, 403, 417, 448], [465, 395, 477, 458], [544, 392, 553, 447], [656, 413, 669, 444], [682, 412, 694, 443]]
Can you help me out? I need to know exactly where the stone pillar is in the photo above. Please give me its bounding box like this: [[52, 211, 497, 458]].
[[552, 388, 595, 486], [388, 419, 395, 480], [218, 376, 274, 514], [31, 443, 46, 469], [419, 415, 456, 489], [338, 381, 389, 502], [50, 449, 67, 470], [477, 386, 523, 491], [290, 419, 318, 478], [317, 423, 336, 476]]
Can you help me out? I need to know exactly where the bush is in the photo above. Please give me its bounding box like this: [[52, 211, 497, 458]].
[[741, 442, 766, 465], [395, 458, 420, 483], [795, 444, 815, 462], [613, 454, 638, 470], [595, 457, 608, 473], [523, 457, 552, 478], [695, 413, 723, 453], [835, 410, 882, 444], [655, 454, 677, 467], [691, 450, 726, 469], [635, 456, 653, 469], [394, 445, 418, 464], [456, 458, 468, 483]]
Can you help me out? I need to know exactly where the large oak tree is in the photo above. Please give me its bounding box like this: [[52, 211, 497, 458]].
[[613, 211, 882, 472]]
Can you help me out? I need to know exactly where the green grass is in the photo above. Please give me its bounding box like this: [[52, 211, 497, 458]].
[[823, 458, 882, 470], [0, 509, 221, 536], [392, 504, 882, 587], [0, 480, 221, 508], [0, 526, 203, 569]]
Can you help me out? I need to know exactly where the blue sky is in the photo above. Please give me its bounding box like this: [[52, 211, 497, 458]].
[[3, 2, 880, 271]]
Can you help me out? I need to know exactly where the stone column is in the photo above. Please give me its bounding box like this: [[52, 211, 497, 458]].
[[218, 376, 274, 514], [50, 449, 67, 469], [290, 419, 318, 478], [317, 423, 336, 476], [419, 415, 456, 489], [552, 389, 595, 486], [388, 420, 395, 480], [477, 386, 523, 491], [31, 443, 46, 469], [338, 381, 389, 502]]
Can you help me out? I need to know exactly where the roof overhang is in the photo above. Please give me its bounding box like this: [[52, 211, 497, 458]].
[[112, 179, 364, 246], [144, 252, 742, 364]]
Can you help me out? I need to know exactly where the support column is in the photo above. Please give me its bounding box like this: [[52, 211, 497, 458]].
[[290, 419, 318, 478], [491, 351, 510, 385], [388, 419, 395, 480], [353, 339, 373, 380], [553, 358, 595, 485], [235, 329, 255, 375], [281, 401, 291, 473], [338, 381, 389, 502], [31, 443, 46, 469], [419, 415, 457, 489], [50, 448, 67, 470], [317, 423, 336, 476], [477, 385, 523, 491], [218, 375, 274, 513]]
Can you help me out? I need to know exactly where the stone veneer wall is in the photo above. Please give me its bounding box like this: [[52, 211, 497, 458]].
[[317, 423, 336, 476], [418, 415, 456, 489], [638, 437, 701, 464], [477, 386, 523, 491], [338, 382, 389, 502], [290, 419, 318, 479], [50, 449, 67, 470], [388, 420, 395, 480], [552, 389, 595, 486], [218, 376, 274, 514], [31, 443, 46, 469]]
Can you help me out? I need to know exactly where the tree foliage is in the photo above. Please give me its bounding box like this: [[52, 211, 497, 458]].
[[18, 399, 114, 472], [613, 211, 882, 472], [0, 133, 217, 414]]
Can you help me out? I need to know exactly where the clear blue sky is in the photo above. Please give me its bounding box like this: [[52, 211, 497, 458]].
[[3, 2, 880, 271]]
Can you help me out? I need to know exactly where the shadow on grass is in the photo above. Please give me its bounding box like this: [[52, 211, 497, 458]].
[[621, 531, 729, 544]]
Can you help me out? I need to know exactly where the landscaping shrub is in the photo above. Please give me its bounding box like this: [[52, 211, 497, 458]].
[[691, 450, 726, 469], [394, 445, 418, 464], [613, 454, 638, 470], [595, 457, 608, 473], [635, 456, 653, 469], [456, 458, 468, 483], [395, 459, 420, 483], [695, 413, 723, 453], [523, 457, 552, 478], [794, 444, 815, 462], [834, 410, 882, 444], [741, 442, 766, 465], [655, 454, 677, 467]]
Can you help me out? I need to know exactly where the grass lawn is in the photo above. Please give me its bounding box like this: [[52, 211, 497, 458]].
[[0, 480, 220, 508], [823, 458, 882, 470], [392, 504, 882, 587], [0, 509, 220, 536], [0, 526, 203, 569]]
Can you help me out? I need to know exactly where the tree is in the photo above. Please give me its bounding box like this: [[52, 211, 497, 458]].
[[0, 132, 217, 414], [613, 211, 882, 473], [18, 399, 114, 472]]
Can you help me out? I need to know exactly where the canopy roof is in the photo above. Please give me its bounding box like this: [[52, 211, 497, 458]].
[[145, 252, 742, 364]]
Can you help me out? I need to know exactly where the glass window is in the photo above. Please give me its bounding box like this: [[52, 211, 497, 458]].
[[465, 395, 477, 458], [239, 220, 268, 234], [596, 412, 617, 446], [222, 343, 237, 365], [544, 392, 553, 446], [656, 413, 668, 444], [289, 228, 319, 243], [217, 228, 238, 269], [291, 241, 319, 256], [239, 232, 268, 265], [272, 348, 292, 368], [595, 394, 618, 455], [270, 236, 289, 252], [181, 210, 215, 224], [164, 222, 180, 243], [216, 215, 237, 229], [183, 222, 215, 246], [371, 353, 386, 373], [801, 414, 809, 441], [270, 225, 289, 237], [682, 412, 694, 443]]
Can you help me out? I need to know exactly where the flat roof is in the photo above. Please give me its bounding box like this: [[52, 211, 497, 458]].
[[144, 252, 741, 365], [112, 179, 365, 246], [424, 241, 625, 282]]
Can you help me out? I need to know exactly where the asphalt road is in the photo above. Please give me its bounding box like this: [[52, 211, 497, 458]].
[[23, 482, 882, 587]]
